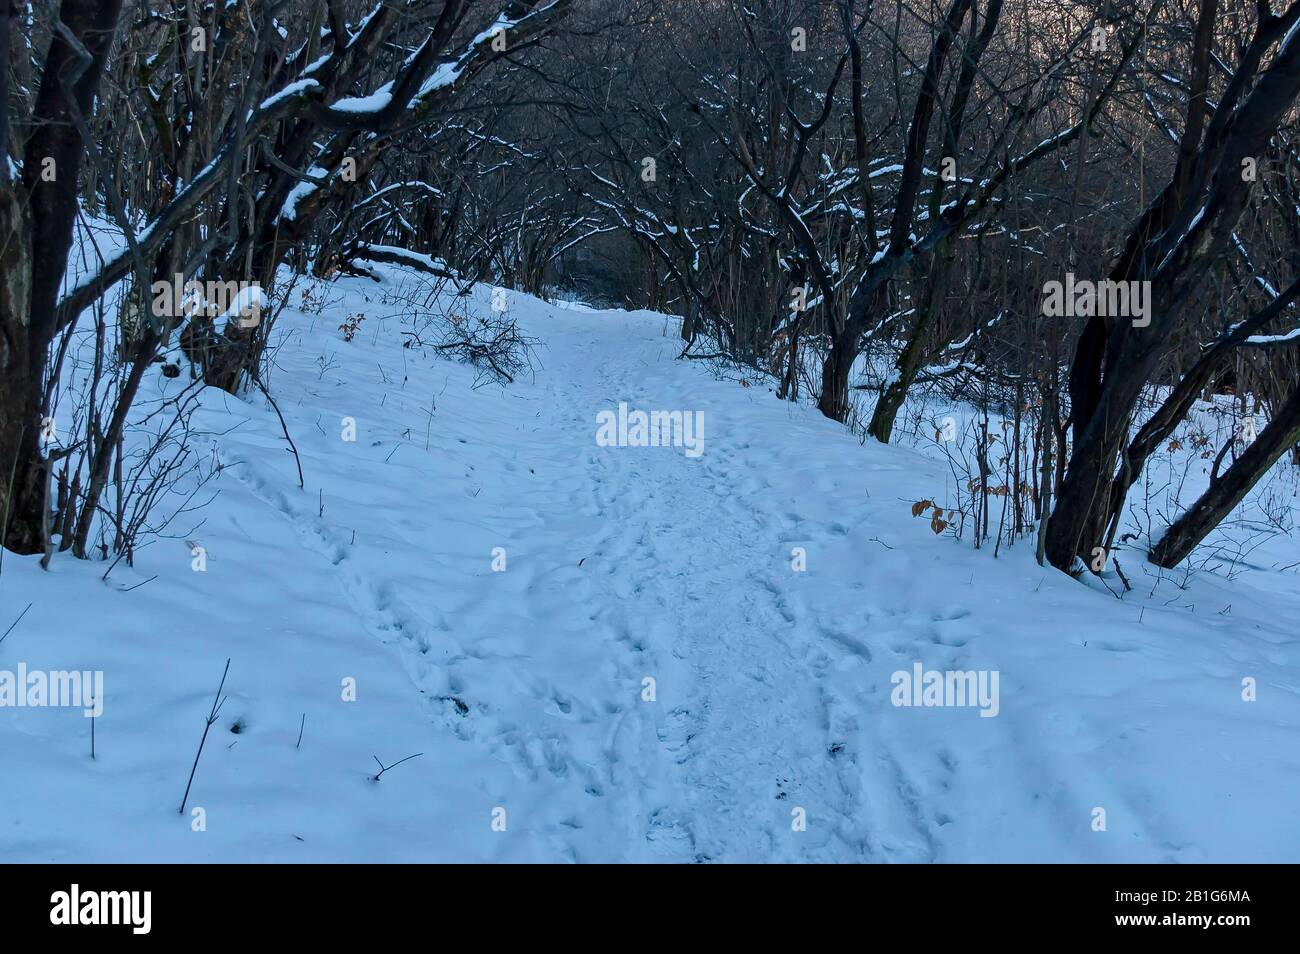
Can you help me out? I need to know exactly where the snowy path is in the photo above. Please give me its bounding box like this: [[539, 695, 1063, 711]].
[[217, 293, 950, 861], [204, 282, 1300, 862], [541, 322, 879, 861], [8, 272, 1300, 862]]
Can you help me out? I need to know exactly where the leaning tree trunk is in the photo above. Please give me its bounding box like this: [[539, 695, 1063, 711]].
[[1044, 314, 1152, 571], [866, 244, 955, 443], [1044, 4, 1300, 574], [1150, 383, 1300, 567]]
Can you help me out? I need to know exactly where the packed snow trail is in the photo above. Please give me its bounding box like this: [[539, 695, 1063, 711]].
[[5, 268, 1300, 862], [212, 276, 1300, 862], [228, 297, 900, 861]]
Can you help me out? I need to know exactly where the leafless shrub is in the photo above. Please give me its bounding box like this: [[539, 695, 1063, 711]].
[[385, 278, 537, 387]]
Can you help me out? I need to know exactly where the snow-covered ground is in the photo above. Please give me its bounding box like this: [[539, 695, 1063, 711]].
[[3, 263, 1299, 862]]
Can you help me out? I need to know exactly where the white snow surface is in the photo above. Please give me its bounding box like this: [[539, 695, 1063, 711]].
[[3, 264, 1300, 863]]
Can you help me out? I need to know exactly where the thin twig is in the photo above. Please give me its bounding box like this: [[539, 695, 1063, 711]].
[[0, 601, 32, 647], [1112, 556, 1133, 592], [179, 658, 231, 814], [251, 375, 304, 489], [371, 752, 423, 781]]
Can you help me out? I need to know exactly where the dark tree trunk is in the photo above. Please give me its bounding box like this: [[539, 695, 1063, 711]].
[[818, 330, 857, 422], [867, 245, 955, 443], [1, 0, 123, 555], [0, 310, 44, 555], [0, 2, 40, 553], [1150, 384, 1300, 568], [1044, 9, 1300, 573]]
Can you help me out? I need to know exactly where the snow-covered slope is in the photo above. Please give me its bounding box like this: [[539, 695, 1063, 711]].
[[3, 265, 1299, 862]]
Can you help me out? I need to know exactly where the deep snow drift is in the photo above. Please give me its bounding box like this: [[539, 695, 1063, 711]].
[[3, 263, 1299, 862]]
